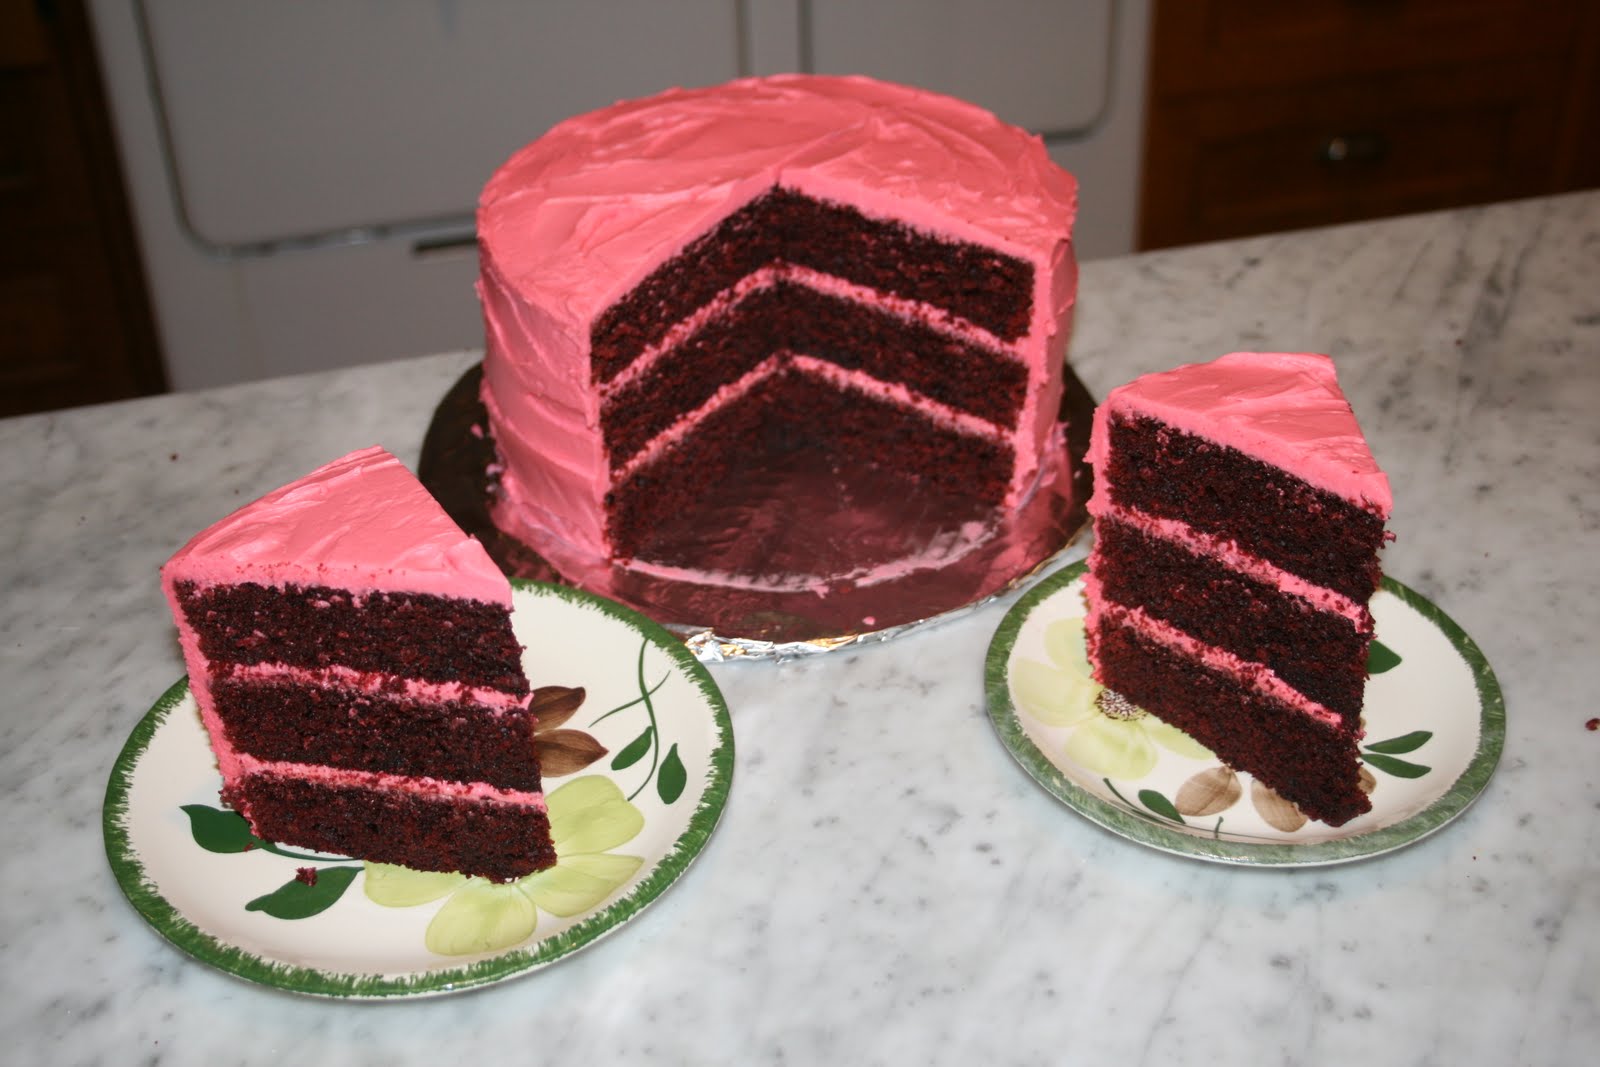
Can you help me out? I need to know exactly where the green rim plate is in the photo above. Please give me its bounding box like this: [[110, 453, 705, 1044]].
[[104, 579, 734, 997], [985, 562, 1503, 866]]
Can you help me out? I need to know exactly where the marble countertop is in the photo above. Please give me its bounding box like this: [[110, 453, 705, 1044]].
[[3, 190, 1596, 1064]]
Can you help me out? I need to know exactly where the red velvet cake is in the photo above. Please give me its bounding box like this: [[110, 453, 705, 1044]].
[[162, 446, 556, 881], [477, 74, 1078, 594], [1084, 353, 1392, 826]]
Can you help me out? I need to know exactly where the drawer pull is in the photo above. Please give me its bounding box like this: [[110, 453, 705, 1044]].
[[411, 231, 479, 257], [1320, 132, 1389, 166]]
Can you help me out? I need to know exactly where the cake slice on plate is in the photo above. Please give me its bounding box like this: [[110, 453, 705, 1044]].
[[1085, 352, 1392, 826], [162, 445, 556, 880]]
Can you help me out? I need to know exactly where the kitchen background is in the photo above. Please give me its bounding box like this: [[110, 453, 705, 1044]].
[[5, 0, 1597, 417]]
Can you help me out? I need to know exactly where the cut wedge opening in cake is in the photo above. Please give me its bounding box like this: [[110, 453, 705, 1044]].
[[590, 183, 1039, 580], [162, 446, 558, 882], [477, 75, 1078, 598], [1085, 353, 1393, 827]]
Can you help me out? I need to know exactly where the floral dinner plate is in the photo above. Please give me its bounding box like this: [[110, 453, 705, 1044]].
[[104, 580, 733, 997], [986, 562, 1503, 866]]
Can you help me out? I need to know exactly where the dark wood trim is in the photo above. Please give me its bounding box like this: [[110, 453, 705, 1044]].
[[1137, 0, 1600, 251], [1, 0, 167, 416]]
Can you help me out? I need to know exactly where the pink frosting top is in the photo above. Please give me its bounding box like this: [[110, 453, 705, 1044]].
[[1089, 352, 1392, 513], [479, 73, 1078, 330], [161, 446, 511, 604]]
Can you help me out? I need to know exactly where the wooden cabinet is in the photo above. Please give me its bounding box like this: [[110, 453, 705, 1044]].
[[1, 0, 164, 418], [1137, 0, 1600, 249]]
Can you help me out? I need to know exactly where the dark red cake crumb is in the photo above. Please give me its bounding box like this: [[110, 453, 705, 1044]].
[[1093, 516, 1370, 725], [600, 279, 1026, 466], [178, 577, 553, 881], [608, 364, 1008, 567], [211, 676, 541, 790], [590, 184, 1034, 381], [235, 775, 556, 881], [1104, 414, 1386, 601], [176, 580, 529, 692], [1586, 717, 1599, 731], [1091, 619, 1370, 826]]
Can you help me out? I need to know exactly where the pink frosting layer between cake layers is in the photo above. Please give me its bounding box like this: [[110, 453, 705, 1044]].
[[161, 445, 511, 605], [478, 74, 1078, 578], [236, 754, 547, 811], [603, 262, 1021, 413], [1089, 507, 1373, 631], [1086, 352, 1392, 514], [1083, 577, 1345, 730], [183, 664, 533, 802], [224, 661, 533, 712]]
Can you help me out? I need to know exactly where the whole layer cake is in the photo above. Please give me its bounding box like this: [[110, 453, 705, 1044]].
[[162, 446, 556, 881], [477, 74, 1078, 593], [1084, 352, 1392, 826]]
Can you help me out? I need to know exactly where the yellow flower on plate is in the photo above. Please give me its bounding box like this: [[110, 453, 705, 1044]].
[[364, 775, 645, 956], [1012, 616, 1212, 778]]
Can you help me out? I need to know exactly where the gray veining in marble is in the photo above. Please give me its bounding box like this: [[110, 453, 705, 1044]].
[[2, 191, 1596, 1065]]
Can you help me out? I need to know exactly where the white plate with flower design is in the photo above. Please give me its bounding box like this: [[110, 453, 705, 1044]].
[[104, 580, 733, 998], [986, 562, 1503, 866]]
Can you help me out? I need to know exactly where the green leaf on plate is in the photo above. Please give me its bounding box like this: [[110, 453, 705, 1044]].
[[1362, 752, 1432, 779], [1367, 639, 1402, 674], [548, 776, 646, 855], [657, 743, 687, 805], [181, 803, 262, 853], [425, 880, 538, 956], [1138, 788, 1184, 823], [521, 852, 644, 918], [244, 866, 360, 919], [611, 726, 654, 771], [1365, 730, 1433, 755], [363, 862, 466, 908]]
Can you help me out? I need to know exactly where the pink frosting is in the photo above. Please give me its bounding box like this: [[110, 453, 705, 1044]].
[[605, 262, 1021, 454], [161, 446, 511, 605], [1087, 352, 1392, 513], [223, 661, 531, 712], [236, 756, 546, 812], [478, 74, 1078, 578], [1093, 510, 1373, 632], [1083, 582, 1343, 729]]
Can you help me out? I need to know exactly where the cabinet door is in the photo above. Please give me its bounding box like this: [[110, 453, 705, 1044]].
[[2, 0, 163, 415], [801, 0, 1114, 137], [1151, 0, 1580, 93], [1140, 58, 1570, 248], [1137, 0, 1593, 249], [137, 2, 742, 251]]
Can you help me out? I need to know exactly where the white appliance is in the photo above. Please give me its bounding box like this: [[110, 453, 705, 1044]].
[[90, 0, 1149, 390]]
